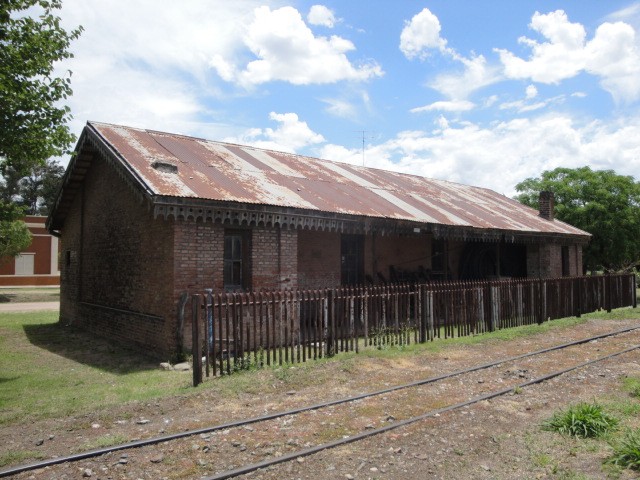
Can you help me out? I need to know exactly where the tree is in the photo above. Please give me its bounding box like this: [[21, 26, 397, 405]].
[[0, 159, 65, 215], [0, 0, 81, 257], [515, 166, 640, 272]]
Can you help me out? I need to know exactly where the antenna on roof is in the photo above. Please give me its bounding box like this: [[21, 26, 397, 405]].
[[355, 130, 375, 167]]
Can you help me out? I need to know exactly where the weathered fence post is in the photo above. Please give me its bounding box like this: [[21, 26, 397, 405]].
[[204, 289, 213, 377], [487, 284, 495, 332], [606, 273, 612, 313], [537, 278, 544, 325], [574, 278, 581, 318], [192, 294, 202, 387], [326, 289, 335, 357]]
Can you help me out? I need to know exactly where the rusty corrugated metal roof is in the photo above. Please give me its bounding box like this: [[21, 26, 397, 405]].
[[88, 121, 589, 237]]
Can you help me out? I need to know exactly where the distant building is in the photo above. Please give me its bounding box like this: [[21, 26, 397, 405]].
[[0, 215, 60, 286], [48, 122, 590, 357]]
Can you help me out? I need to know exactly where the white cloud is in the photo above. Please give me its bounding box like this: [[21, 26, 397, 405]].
[[321, 98, 357, 119], [57, 0, 265, 142], [226, 112, 325, 153], [410, 100, 475, 113], [317, 113, 640, 197], [307, 5, 337, 28], [525, 84, 538, 99], [213, 6, 383, 86], [428, 54, 502, 100], [496, 10, 640, 102], [400, 7, 448, 59]]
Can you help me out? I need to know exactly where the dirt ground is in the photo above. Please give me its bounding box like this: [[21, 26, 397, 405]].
[[4, 317, 640, 480]]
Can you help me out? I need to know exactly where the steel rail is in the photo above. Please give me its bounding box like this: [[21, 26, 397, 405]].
[[205, 343, 640, 480], [1, 324, 638, 478]]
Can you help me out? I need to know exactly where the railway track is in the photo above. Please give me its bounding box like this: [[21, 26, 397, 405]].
[[3, 324, 640, 479]]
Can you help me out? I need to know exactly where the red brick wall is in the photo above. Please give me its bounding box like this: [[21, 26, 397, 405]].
[[60, 156, 175, 357], [172, 220, 223, 294], [526, 243, 583, 278], [297, 229, 340, 289], [251, 227, 298, 290]]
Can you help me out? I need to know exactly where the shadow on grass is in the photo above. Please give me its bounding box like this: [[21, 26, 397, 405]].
[[23, 322, 160, 374], [0, 294, 13, 303]]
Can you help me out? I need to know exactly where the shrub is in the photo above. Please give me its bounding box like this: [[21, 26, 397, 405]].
[[542, 402, 619, 438]]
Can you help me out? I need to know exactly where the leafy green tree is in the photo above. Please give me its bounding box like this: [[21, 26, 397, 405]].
[[0, 0, 81, 257], [515, 166, 640, 272], [0, 159, 65, 215]]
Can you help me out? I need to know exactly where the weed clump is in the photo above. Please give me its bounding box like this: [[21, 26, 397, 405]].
[[607, 428, 640, 470], [542, 402, 618, 438]]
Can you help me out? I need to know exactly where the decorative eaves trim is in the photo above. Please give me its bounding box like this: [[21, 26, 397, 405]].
[[152, 198, 591, 246]]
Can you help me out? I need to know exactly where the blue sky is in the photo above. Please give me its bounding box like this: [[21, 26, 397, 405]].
[[54, 0, 640, 196]]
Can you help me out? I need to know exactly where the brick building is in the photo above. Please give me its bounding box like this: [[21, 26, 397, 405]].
[[47, 122, 590, 358], [0, 215, 60, 286]]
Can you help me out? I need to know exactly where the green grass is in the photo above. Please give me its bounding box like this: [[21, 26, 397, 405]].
[[542, 402, 619, 438], [79, 433, 130, 452], [1, 304, 638, 428], [0, 311, 195, 425], [0, 450, 47, 468], [623, 376, 640, 398], [607, 428, 640, 470]]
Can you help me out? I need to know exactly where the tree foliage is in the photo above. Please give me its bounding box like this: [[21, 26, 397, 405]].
[[515, 166, 640, 272], [0, 0, 79, 257], [0, 158, 65, 215], [0, 218, 31, 258], [0, 0, 82, 177]]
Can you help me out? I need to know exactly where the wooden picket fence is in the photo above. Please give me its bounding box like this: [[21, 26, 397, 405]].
[[189, 274, 637, 383]]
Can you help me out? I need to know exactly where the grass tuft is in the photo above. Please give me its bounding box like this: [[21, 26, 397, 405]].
[[607, 428, 640, 470], [542, 402, 619, 438]]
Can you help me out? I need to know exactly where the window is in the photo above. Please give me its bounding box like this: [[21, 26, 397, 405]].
[[561, 246, 570, 277], [15, 254, 35, 276], [224, 230, 250, 290], [432, 239, 446, 273]]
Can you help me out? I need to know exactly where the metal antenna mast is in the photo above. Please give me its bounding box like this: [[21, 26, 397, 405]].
[[355, 130, 373, 167]]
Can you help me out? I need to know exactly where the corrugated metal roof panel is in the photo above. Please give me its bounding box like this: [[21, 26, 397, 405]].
[[90, 122, 590, 237]]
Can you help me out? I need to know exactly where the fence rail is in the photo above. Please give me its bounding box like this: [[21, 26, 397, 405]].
[[189, 274, 636, 384]]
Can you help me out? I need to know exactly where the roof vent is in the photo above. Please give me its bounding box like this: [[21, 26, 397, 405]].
[[152, 160, 178, 174]]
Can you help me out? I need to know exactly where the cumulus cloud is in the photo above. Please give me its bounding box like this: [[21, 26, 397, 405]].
[[57, 0, 262, 140], [318, 114, 640, 196], [399, 7, 448, 59], [307, 5, 337, 27], [212, 6, 383, 86], [428, 54, 502, 100], [400, 9, 501, 101], [227, 112, 325, 153], [496, 10, 640, 102]]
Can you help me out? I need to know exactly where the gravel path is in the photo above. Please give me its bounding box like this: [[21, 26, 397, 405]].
[[0, 301, 59, 312]]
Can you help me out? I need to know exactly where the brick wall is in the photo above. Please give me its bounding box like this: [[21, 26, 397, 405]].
[[60, 156, 175, 357], [297, 229, 340, 289], [172, 220, 223, 294], [526, 243, 583, 278], [251, 227, 298, 290]]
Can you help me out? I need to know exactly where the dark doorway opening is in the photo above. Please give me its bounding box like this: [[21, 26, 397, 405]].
[[459, 241, 527, 280], [341, 234, 364, 286]]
